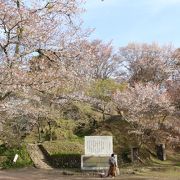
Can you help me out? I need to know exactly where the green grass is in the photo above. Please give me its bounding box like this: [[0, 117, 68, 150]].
[[138, 167, 180, 179], [0, 144, 33, 169], [43, 139, 84, 155], [149, 153, 180, 167]]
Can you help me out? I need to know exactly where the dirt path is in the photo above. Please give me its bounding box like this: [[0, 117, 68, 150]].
[[0, 168, 179, 180]]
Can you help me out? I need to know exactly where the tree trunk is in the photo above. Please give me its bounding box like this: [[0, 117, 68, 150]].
[[37, 125, 42, 142], [102, 104, 106, 121], [48, 121, 52, 142]]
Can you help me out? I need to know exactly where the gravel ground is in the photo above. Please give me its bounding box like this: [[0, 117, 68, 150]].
[[0, 167, 179, 180], [0, 168, 140, 180]]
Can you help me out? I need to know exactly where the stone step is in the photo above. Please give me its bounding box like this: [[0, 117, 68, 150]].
[[26, 144, 53, 170]]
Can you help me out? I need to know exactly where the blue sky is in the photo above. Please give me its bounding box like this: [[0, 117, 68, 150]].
[[83, 0, 180, 47]]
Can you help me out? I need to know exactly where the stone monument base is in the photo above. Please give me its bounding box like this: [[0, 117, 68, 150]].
[[81, 155, 117, 170]]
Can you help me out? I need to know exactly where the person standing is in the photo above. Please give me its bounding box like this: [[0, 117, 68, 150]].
[[106, 153, 116, 178]]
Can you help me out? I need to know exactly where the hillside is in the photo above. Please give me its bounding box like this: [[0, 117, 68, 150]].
[[0, 100, 179, 169]]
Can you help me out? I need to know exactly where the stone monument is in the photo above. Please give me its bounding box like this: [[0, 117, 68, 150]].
[[81, 136, 117, 170], [156, 144, 166, 161]]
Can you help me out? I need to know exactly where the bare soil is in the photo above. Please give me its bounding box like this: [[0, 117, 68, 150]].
[[0, 167, 180, 180]]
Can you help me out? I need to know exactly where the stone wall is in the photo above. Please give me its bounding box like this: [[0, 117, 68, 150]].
[[49, 154, 81, 168]]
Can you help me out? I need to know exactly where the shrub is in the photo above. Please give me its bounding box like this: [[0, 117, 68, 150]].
[[0, 144, 33, 169]]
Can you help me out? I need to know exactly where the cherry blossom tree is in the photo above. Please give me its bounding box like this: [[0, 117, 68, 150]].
[[113, 83, 174, 146], [119, 43, 173, 85], [167, 48, 180, 109], [67, 40, 122, 81], [0, 0, 86, 143]]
